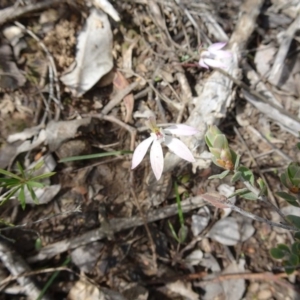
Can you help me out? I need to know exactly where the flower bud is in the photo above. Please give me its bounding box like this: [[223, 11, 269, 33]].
[[205, 126, 236, 171]]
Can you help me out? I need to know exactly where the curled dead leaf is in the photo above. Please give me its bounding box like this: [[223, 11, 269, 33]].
[[201, 192, 230, 209]]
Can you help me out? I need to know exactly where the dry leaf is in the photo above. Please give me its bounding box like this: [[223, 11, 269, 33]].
[[0, 45, 26, 89], [201, 192, 230, 209], [45, 118, 91, 152], [0, 94, 15, 115], [61, 9, 113, 97], [113, 71, 134, 123]]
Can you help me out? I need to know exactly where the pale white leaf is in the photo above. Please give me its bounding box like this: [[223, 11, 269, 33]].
[[92, 0, 120, 22], [60, 9, 113, 96], [45, 118, 91, 151], [23, 184, 61, 205]]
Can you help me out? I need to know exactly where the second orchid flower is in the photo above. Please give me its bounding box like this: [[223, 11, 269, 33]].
[[199, 42, 231, 69]]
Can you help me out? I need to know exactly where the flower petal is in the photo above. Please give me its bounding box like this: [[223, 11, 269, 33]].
[[165, 124, 198, 136], [150, 140, 164, 180], [216, 50, 232, 58], [165, 136, 195, 162], [208, 42, 227, 52], [199, 58, 209, 69], [131, 136, 154, 169], [203, 58, 226, 69]]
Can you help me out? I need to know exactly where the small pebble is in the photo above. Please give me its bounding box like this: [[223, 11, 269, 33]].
[[257, 289, 272, 300], [248, 282, 259, 293]]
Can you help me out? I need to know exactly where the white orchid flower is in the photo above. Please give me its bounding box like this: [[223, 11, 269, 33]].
[[199, 42, 231, 69], [131, 116, 198, 180]]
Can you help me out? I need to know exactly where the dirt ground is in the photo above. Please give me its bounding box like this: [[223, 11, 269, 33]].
[[0, 0, 300, 299]]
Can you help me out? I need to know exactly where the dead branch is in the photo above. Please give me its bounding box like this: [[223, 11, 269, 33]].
[[27, 195, 206, 263], [0, 0, 63, 26], [0, 238, 52, 299]]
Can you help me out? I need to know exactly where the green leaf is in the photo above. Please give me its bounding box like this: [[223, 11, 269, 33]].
[[35, 238, 42, 251], [237, 166, 255, 185], [0, 187, 20, 205], [208, 170, 230, 180], [32, 160, 44, 171], [231, 171, 241, 183], [174, 181, 184, 226], [257, 178, 268, 196], [180, 174, 190, 184], [59, 150, 132, 163], [228, 188, 258, 200], [16, 161, 25, 178], [288, 253, 299, 266], [30, 172, 56, 181], [284, 263, 295, 274], [286, 215, 300, 229], [18, 185, 26, 210], [294, 231, 300, 241], [277, 243, 290, 253], [178, 225, 188, 243], [297, 142, 300, 151], [270, 248, 285, 259], [0, 178, 20, 186], [26, 181, 44, 188], [276, 192, 299, 207], [234, 153, 241, 170], [26, 185, 39, 205], [240, 191, 258, 200], [291, 241, 300, 255], [0, 169, 22, 180], [168, 221, 179, 242]]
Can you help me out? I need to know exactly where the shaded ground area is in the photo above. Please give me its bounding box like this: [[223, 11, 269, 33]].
[[0, 0, 300, 299]]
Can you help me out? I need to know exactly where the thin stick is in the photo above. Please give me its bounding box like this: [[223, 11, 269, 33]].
[[28, 196, 206, 263], [14, 21, 62, 117], [102, 80, 140, 115], [130, 188, 157, 272], [0, 206, 81, 232]]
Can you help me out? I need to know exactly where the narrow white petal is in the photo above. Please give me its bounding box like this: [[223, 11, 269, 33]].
[[199, 59, 209, 69], [208, 42, 227, 52], [150, 140, 164, 180], [165, 124, 198, 136], [204, 58, 226, 69], [165, 136, 195, 162], [216, 50, 232, 58], [131, 136, 154, 169]]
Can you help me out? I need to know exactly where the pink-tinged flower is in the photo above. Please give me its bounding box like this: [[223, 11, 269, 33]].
[[131, 116, 198, 180], [199, 42, 231, 69]]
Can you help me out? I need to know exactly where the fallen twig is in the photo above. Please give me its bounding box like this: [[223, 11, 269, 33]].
[[28, 195, 206, 262], [0, 238, 52, 299], [0, 0, 63, 25]]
